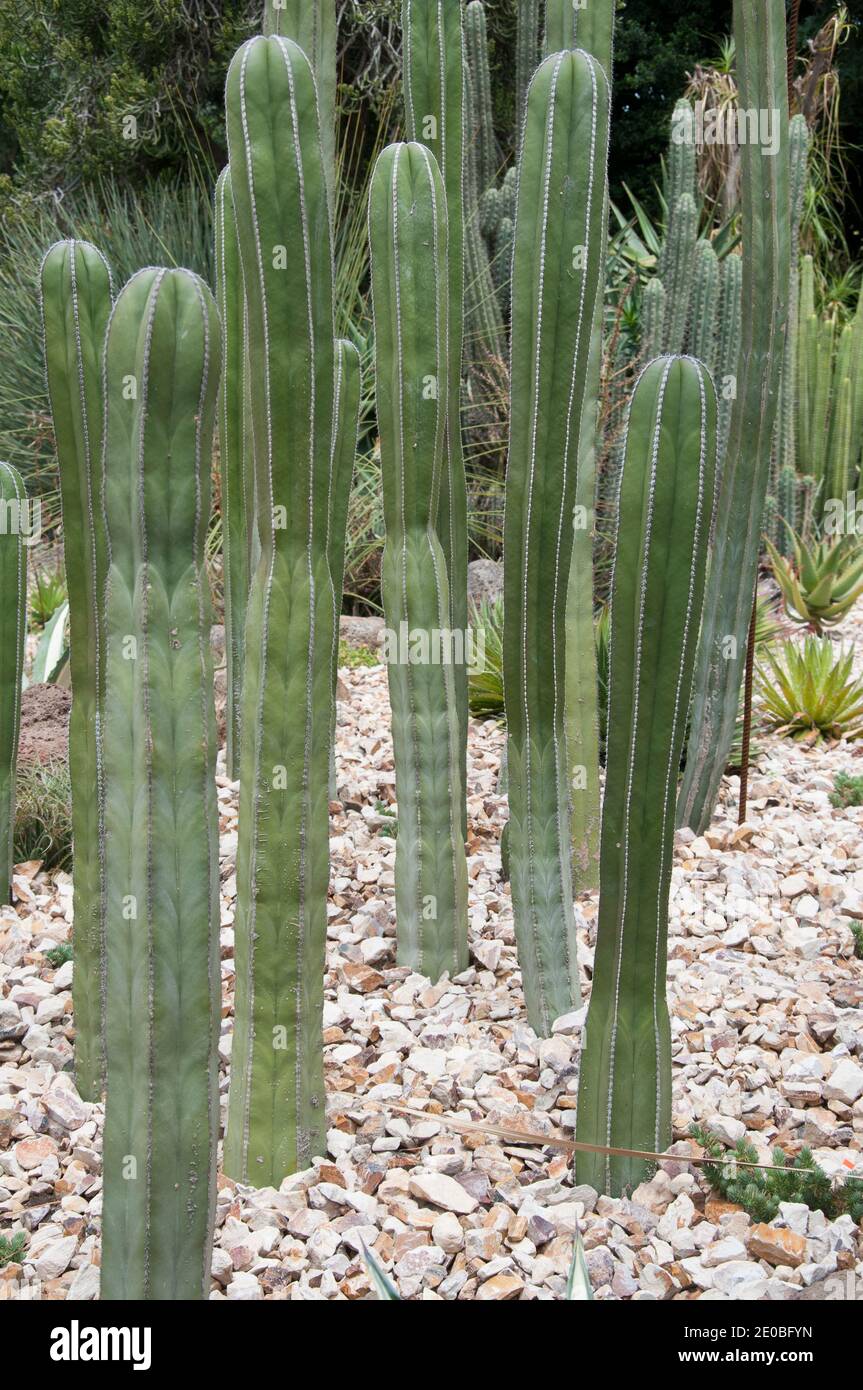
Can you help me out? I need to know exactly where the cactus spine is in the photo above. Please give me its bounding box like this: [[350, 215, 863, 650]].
[[370, 142, 469, 980], [504, 50, 610, 1034], [263, 0, 337, 209], [465, 2, 497, 192], [576, 356, 717, 1195], [0, 463, 26, 902], [678, 0, 791, 834], [40, 240, 113, 1099], [223, 36, 340, 1185], [403, 0, 469, 838], [100, 267, 220, 1299], [215, 170, 256, 780]]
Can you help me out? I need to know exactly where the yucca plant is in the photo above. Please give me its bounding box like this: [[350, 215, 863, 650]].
[[766, 527, 863, 634], [757, 637, 863, 742]]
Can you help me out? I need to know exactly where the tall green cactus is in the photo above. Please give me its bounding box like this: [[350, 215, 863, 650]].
[[576, 355, 717, 1196], [328, 337, 362, 793], [215, 169, 256, 781], [263, 0, 337, 209], [660, 193, 698, 354], [100, 267, 220, 1299], [771, 114, 810, 553], [40, 240, 113, 1099], [677, 0, 791, 833], [504, 49, 610, 1035], [665, 99, 697, 216], [370, 142, 469, 980], [465, 1, 497, 192], [0, 462, 26, 903], [560, 0, 616, 895], [690, 241, 720, 374], [403, 0, 469, 838], [716, 252, 743, 464], [516, 0, 542, 142], [642, 277, 666, 359], [223, 35, 340, 1186]]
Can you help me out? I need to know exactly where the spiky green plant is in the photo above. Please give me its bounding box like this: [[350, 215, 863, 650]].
[[659, 194, 698, 354], [0, 462, 26, 901], [577, 356, 717, 1196], [757, 636, 863, 742], [223, 35, 344, 1187], [715, 253, 743, 463], [516, 0, 542, 143], [328, 338, 362, 792], [467, 596, 504, 719], [690, 241, 720, 373], [771, 113, 810, 556], [678, 0, 791, 833], [40, 239, 113, 1099], [503, 49, 610, 1036], [767, 527, 863, 633], [100, 267, 220, 1300], [403, 0, 469, 839], [370, 141, 468, 982]]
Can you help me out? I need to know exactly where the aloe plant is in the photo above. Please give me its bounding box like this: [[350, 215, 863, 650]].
[[504, 49, 610, 1035], [100, 267, 220, 1299], [40, 239, 113, 1098], [223, 35, 343, 1186], [370, 141, 468, 981], [403, 0, 469, 838], [758, 637, 863, 742], [766, 529, 863, 634], [576, 355, 717, 1196], [0, 462, 26, 902], [678, 0, 791, 833]]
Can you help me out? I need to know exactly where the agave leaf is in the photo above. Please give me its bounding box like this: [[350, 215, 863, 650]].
[[566, 1230, 595, 1301], [362, 1244, 401, 1301]]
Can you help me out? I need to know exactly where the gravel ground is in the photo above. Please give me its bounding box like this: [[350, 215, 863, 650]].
[[1, 612, 862, 1302]]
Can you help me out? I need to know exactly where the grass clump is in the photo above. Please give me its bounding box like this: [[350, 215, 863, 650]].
[[0, 1232, 26, 1268], [44, 942, 73, 968], [13, 761, 73, 872]]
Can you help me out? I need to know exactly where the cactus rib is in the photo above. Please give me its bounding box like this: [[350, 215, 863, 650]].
[[0, 463, 26, 904]]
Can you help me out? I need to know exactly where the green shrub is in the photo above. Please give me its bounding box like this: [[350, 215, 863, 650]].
[[44, 942, 73, 969], [691, 1124, 863, 1225], [0, 1232, 26, 1269], [467, 597, 504, 719], [830, 771, 863, 808]]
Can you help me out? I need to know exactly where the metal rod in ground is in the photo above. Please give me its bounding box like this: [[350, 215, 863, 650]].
[[737, 592, 758, 826]]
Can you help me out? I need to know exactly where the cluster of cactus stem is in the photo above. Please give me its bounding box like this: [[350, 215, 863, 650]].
[[25, 0, 821, 1302], [0, 461, 26, 903]]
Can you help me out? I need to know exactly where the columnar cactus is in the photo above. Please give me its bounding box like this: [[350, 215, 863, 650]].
[[215, 169, 256, 780], [0, 462, 26, 903], [100, 267, 220, 1299], [544, 0, 616, 65], [716, 252, 743, 464], [678, 0, 791, 834], [664, 99, 697, 216], [660, 193, 698, 354], [690, 241, 720, 374], [40, 239, 113, 1099], [465, 2, 497, 192], [370, 142, 469, 980], [771, 114, 810, 553], [328, 337, 362, 791], [642, 277, 666, 359], [516, 0, 542, 141], [223, 35, 340, 1186], [576, 356, 717, 1196], [560, 3, 616, 894], [504, 50, 610, 1035], [263, 0, 337, 209], [403, 0, 469, 837]]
